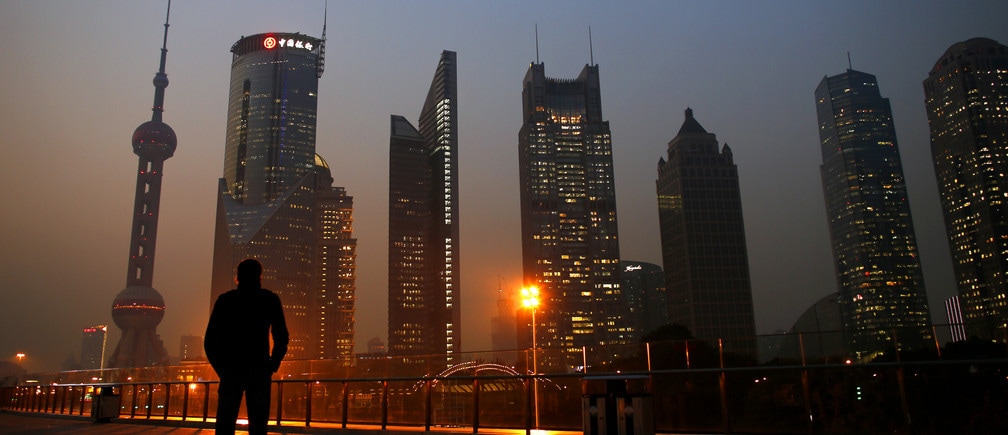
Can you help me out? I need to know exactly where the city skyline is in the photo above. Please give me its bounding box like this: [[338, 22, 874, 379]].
[[1, 1, 1006, 372]]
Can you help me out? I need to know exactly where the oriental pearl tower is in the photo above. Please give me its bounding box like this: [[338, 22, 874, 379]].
[[108, 2, 175, 368]]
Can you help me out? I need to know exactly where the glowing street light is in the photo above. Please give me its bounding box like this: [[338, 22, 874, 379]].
[[15, 353, 25, 364], [520, 286, 540, 428]]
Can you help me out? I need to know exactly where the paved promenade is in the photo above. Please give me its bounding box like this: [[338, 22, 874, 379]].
[[0, 411, 588, 435]]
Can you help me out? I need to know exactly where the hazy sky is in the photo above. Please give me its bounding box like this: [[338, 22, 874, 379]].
[[2, 0, 1006, 372]]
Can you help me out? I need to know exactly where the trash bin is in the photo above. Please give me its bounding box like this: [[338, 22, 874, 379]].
[[91, 386, 120, 422], [582, 376, 654, 435]]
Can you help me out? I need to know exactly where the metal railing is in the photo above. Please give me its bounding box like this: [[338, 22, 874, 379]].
[[4, 331, 1007, 434]]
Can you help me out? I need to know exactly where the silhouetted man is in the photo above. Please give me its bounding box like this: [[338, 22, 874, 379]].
[[205, 258, 288, 435]]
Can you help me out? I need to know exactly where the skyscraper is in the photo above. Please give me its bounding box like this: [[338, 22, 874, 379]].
[[816, 69, 932, 358], [388, 51, 460, 367], [108, 4, 174, 368], [80, 325, 108, 370], [518, 61, 628, 370], [210, 31, 357, 362], [924, 38, 1008, 341], [179, 335, 203, 362], [619, 261, 668, 341], [313, 154, 357, 362], [656, 109, 757, 356], [490, 280, 517, 361]]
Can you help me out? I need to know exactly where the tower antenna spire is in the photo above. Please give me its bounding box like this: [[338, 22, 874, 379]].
[[535, 24, 540, 64], [589, 26, 594, 66], [317, 0, 328, 78], [847, 51, 852, 70], [150, 0, 171, 122]]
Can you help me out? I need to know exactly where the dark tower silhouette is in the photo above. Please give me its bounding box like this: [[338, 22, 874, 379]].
[[816, 69, 931, 359], [388, 51, 460, 368], [108, 2, 175, 368], [924, 38, 1008, 341], [656, 109, 758, 357]]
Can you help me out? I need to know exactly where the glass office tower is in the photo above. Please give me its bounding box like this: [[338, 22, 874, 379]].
[[815, 69, 932, 359], [388, 51, 460, 368], [656, 108, 758, 357], [518, 61, 629, 370], [211, 33, 356, 362], [924, 38, 1008, 341]]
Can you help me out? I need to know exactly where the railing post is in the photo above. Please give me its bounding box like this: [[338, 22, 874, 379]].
[[718, 339, 730, 435], [146, 384, 153, 418], [472, 375, 480, 433], [525, 376, 533, 435], [381, 380, 389, 430], [131, 384, 139, 419], [202, 382, 210, 422], [893, 331, 912, 429], [182, 382, 190, 421], [79, 387, 87, 415], [60, 386, 67, 414], [305, 381, 312, 428], [163, 383, 171, 420], [932, 325, 942, 359], [341, 381, 349, 429], [424, 378, 432, 431], [799, 333, 813, 434], [275, 381, 284, 426]]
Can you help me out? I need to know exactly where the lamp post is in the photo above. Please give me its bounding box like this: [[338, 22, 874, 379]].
[[520, 286, 540, 428], [15, 353, 25, 382]]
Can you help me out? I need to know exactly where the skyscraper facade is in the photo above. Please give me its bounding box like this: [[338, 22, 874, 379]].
[[388, 51, 460, 367], [80, 325, 108, 370], [179, 335, 203, 362], [619, 261, 668, 341], [109, 5, 174, 368], [210, 32, 356, 362], [816, 69, 932, 358], [313, 154, 357, 362], [518, 61, 628, 370], [924, 38, 1008, 341], [656, 109, 757, 356]]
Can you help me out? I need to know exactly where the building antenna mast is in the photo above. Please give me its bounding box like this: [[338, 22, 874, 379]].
[[589, 26, 594, 66], [847, 51, 852, 70], [535, 24, 540, 64], [317, 0, 328, 78], [151, 0, 171, 122]]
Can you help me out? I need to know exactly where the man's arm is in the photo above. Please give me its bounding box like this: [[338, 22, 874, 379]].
[[204, 297, 224, 374], [269, 293, 289, 373]]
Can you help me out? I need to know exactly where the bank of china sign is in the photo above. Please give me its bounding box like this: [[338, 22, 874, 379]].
[[263, 36, 314, 51]]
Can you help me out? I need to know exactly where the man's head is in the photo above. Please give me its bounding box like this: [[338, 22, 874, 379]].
[[236, 259, 263, 287]]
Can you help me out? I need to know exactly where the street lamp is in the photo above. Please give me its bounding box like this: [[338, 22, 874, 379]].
[[520, 286, 540, 428]]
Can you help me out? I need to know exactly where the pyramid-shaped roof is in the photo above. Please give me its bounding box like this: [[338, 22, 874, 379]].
[[676, 107, 708, 136]]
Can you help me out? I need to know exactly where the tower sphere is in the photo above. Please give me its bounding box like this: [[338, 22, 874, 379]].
[[132, 120, 177, 159], [111, 285, 165, 330]]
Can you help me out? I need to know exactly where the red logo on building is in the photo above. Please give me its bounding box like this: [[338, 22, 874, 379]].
[[263, 36, 277, 49]]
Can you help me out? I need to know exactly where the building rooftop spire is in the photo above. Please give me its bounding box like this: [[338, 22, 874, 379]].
[[677, 107, 709, 136]]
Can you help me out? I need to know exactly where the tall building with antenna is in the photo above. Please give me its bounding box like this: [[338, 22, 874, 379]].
[[210, 23, 357, 362], [108, 2, 174, 368], [388, 50, 460, 368], [517, 43, 630, 370], [815, 69, 932, 359]]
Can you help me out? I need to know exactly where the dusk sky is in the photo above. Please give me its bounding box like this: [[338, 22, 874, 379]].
[[2, 1, 1006, 372]]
